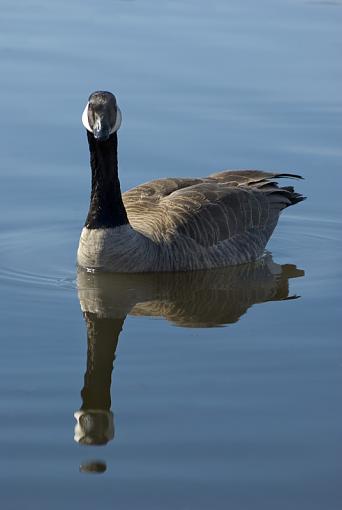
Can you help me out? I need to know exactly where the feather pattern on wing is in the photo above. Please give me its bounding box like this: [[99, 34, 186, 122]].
[[120, 170, 305, 270], [78, 170, 305, 272]]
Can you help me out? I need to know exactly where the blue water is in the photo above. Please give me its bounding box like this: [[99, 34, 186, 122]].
[[0, 1, 341, 509]]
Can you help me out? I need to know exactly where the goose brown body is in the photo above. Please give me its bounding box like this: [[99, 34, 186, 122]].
[[77, 92, 305, 273], [123, 170, 304, 269]]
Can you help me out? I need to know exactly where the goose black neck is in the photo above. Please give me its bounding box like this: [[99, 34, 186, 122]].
[[85, 131, 129, 229]]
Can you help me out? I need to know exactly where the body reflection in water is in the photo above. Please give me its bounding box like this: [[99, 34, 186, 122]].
[[75, 254, 304, 472]]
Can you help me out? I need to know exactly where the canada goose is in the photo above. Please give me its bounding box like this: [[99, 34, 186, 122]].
[[78, 91, 305, 272]]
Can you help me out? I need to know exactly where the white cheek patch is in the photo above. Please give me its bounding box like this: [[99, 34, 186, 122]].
[[82, 103, 92, 132], [81, 103, 122, 134]]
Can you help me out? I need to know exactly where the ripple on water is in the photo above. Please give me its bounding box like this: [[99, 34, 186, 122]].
[[273, 214, 342, 266], [0, 215, 339, 293], [0, 224, 78, 291]]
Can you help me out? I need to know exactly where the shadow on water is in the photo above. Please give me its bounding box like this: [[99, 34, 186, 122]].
[[75, 254, 304, 473]]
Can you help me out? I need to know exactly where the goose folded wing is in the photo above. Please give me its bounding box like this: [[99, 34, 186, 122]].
[[123, 172, 305, 247], [160, 182, 276, 247]]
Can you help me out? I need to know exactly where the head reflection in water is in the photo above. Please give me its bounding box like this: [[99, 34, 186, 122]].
[[74, 254, 304, 470]]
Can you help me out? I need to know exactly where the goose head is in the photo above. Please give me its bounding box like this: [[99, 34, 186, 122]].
[[82, 91, 122, 142]]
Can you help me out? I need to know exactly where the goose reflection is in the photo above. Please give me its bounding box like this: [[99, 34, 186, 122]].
[[74, 316, 121, 447], [74, 255, 304, 469]]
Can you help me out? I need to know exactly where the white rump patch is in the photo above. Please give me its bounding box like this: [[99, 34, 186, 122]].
[[81, 103, 122, 134]]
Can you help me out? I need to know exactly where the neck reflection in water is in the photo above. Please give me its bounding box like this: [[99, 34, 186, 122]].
[[74, 254, 304, 472]]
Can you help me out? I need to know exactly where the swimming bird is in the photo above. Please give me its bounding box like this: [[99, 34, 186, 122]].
[[77, 91, 305, 272]]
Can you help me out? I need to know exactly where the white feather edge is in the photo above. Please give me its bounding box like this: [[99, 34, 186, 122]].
[[81, 102, 122, 134]]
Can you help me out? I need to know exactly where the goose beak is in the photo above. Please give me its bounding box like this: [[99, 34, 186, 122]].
[[93, 119, 110, 142]]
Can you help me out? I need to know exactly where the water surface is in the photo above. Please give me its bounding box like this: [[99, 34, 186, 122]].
[[0, 1, 341, 509]]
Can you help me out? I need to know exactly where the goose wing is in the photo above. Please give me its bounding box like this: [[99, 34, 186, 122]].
[[123, 170, 304, 246], [123, 177, 207, 239]]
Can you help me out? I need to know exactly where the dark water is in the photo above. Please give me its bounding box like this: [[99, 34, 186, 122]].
[[0, 0, 341, 508]]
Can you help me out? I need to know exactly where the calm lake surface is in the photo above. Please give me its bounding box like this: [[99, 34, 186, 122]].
[[0, 0, 341, 508]]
